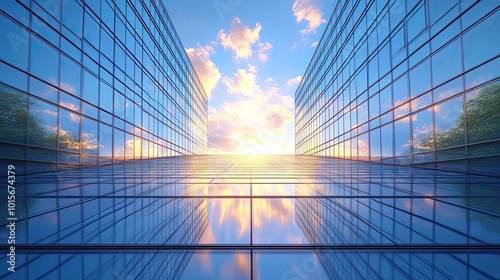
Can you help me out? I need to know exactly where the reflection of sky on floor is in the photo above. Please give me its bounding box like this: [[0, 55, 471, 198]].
[[200, 182, 309, 245], [1, 155, 499, 279]]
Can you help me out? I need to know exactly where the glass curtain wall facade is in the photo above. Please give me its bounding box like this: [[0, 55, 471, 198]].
[[0, 0, 208, 174], [295, 0, 500, 176], [0, 158, 208, 279]]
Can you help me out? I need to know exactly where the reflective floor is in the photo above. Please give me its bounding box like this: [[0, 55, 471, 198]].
[[1, 155, 500, 279]]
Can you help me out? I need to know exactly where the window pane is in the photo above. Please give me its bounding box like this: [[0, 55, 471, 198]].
[[99, 81, 113, 113], [407, 5, 425, 42], [115, 44, 126, 71], [433, 77, 462, 102], [431, 39, 461, 86], [369, 95, 380, 119], [0, 61, 28, 91], [0, 86, 28, 144], [27, 147, 57, 162], [125, 98, 134, 123], [114, 92, 126, 119], [466, 83, 500, 144], [370, 128, 381, 160], [101, 1, 114, 30], [411, 91, 432, 112], [134, 135, 141, 159], [62, 0, 83, 37], [391, 27, 405, 65], [378, 42, 391, 77], [379, 86, 392, 113], [84, 12, 99, 49], [358, 133, 369, 160], [28, 97, 57, 148], [114, 128, 124, 161], [390, 0, 405, 29], [29, 77, 58, 103], [32, 14, 59, 47], [82, 101, 98, 119], [30, 36, 59, 86], [59, 151, 79, 163], [464, 56, 500, 90], [82, 70, 99, 105], [394, 116, 410, 155], [0, 14, 29, 70], [412, 108, 434, 153], [381, 123, 394, 157], [409, 59, 431, 98], [357, 101, 368, 125], [463, 10, 500, 70], [60, 91, 80, 113], [59, 109, 80, 152], [125, 133, 134, 160], [393, 74, 408, 107], [368, 56, 379, 86], [428, 0, 455, 24], [81, 117, 98, 155], [435, 96, 464, 149], [100, 29, 114, 60], [99, 123, 112, 158], [60, 55, 81, 96], [377, 13, 389, 42], [0, 1, 29, 27], [86, 0, 100, 15]]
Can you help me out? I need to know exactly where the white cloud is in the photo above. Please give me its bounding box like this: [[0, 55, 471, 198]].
[[208, 95, 295, 154], [209, 67, 295, 154], [292, 0, 326, 35], [185, 45, 221, 98], [287, 75, 302, 86], [311, 41, 319, 47], [218, 17, 272, 62], [222, 65, 259, 96], [257, 42, 273, 62]]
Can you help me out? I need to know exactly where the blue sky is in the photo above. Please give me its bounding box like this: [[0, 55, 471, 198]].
[[164, 0, 334, 154]]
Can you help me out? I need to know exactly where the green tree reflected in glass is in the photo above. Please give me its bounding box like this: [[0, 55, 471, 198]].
[[0, 85, 80, 155], [414, 83, 500, 153], [0, 85, 29, 145], [466, 83, 500, 144]]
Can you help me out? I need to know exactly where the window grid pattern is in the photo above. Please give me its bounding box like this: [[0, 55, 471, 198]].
[[1, 155, 498, 279], [295, 0, 500, 176], [0, 0, 208, 174]]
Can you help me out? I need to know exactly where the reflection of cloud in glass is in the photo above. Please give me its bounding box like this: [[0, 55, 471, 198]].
[[42, 108, 58, 117], [413, 124, 434, 152], [58, 128, 79, 151], [220, 252, 250, 279], [394, 101, 410, 118], [59, 101, 78, 111], [81, 132, 98, 152], [60, 81, 77, 95], [357, 138, 369, 157]]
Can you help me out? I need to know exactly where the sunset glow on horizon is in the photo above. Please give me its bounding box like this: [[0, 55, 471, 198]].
[[165, 0, 334, 154]]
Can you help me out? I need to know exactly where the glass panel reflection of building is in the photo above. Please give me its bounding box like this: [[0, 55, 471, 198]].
[[294, 157, 500, 279], [0, 0, 208, 175], [0, 158, 208, 279], [295, 0, 500, 175]]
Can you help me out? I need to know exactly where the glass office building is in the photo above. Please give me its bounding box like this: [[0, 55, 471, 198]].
[[0, 0, 208, 174], [0, 157, 209, 279], [295, 158, 500, 279], [1, 1, 499, 279], [295, 0, 500, 176]]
